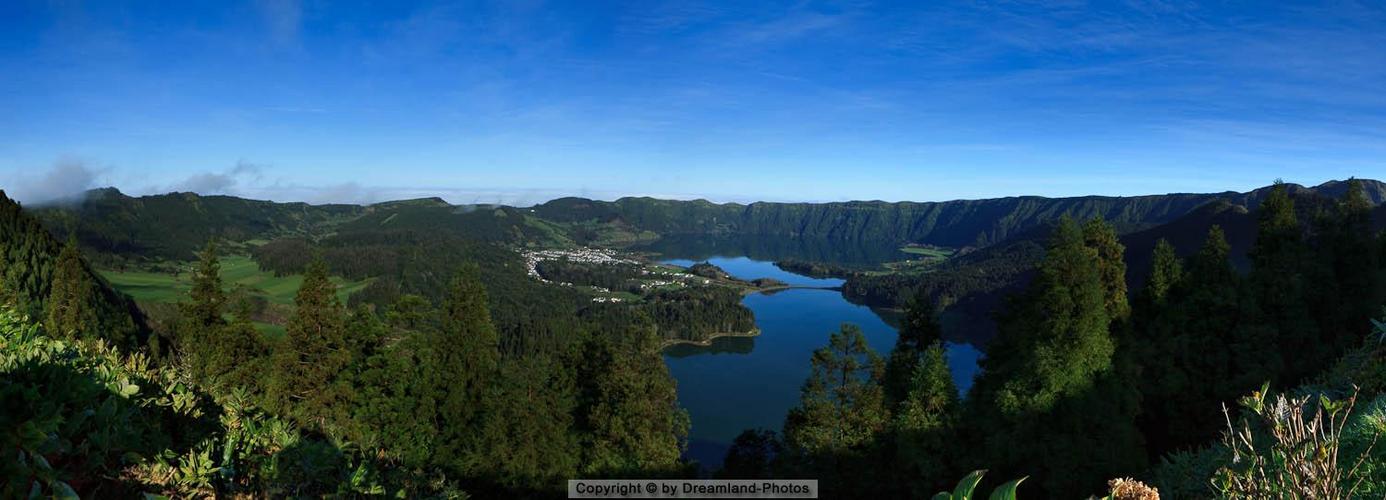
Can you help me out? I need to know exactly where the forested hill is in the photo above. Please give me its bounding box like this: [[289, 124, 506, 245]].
[[33, 188, 363, 261], [32, 180, 1386, 262], [535, 179, 1386, 248], [0, 190, 149, 351], [843, 185, 1375, 344]]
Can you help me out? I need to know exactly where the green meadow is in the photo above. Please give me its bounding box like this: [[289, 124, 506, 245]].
[[100, 255, 372, 306], [899, 246, 955, 259]]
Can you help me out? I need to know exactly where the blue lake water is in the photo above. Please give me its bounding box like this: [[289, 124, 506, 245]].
[[662, 257, 845, 287], [660, 256, 982, 468]]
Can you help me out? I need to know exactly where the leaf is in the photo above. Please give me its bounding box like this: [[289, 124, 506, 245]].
[[50, 481, 79, 500], [953, 470, 987, 500], [988, 476, 1026, 500], [119, 381, 140, 397], [932, 493, 954, 500]]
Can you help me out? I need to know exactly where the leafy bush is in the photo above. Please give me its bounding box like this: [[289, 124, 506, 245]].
[[1213, 383, 1379, 498], [1341, 394, 1386, 497], [0, 306, 207, 497], [932, 470, 1025, 500]]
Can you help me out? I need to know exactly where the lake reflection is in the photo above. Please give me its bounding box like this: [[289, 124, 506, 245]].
[[659, 256, 981, 469]]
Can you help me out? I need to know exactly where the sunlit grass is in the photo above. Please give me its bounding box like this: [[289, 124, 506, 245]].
[[100, 255, 372, 305]]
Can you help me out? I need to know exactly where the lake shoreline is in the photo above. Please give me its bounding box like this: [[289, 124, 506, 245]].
[[660, 328, 762, 349], [741, 284, 842, 296]]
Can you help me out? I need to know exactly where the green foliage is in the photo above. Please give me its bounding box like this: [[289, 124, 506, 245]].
[[1083, 218, 1130, 321], [892, 344, 961, 494], [34, 187, 362, 261], [635, 286, 756, 343], [431, 266, 501, 474], [883, 291, 944, 405], [1341, 394, 1386, 497], [0, 305, 205, 497], [183, 240, 226, 329], [1143, 238, 1182, 306], [967, 216, 1143, 497], [930, 470, 1026, 500], [1148, 446, 1229, 499], [717, 429, 782, 479], [44, 237, 100, 341], [536, 189, 1256, 248], [574, 325, 689, 477], [975, 217, 1114, 414], [1213, 385, 1375, 499], [783, 323, 888, 455], [267, 257, 352, 428]]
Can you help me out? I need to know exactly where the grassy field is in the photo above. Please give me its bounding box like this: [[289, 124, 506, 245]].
[[100, 255, 372, 305], [900, 246, 955, 259]]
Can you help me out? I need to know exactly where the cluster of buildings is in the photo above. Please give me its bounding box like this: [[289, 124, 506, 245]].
[[522, 247, 641, 284], [521, 247, 713, 302]]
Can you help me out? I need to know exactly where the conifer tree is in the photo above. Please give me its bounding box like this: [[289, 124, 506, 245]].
[[45, 236, 97, 340], [202, 318, 268, 395], [781, 323, 890, 497], [783, 323, 888, 455], [1144, 238, 1183, 307], [718, 430, 781, 479], [574, 323, 688, 475], [1322, 179, 1380, 351], [967, 216, 1142, 497], [185, 240, 226, 329], [268, 256, 351, 429], [884, 290, 943, 405], [430, 265, 501, 475], [1245, 182, 1313, 381], [891, 343, 959, 496], [1083, 217, 1130, 321], [475, 355, 580, 487]]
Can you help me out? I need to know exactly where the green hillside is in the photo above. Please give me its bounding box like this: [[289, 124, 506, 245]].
[[33, 188, 362, 261], [535, 179, 1386, 248], [0, 190, 148, 351]]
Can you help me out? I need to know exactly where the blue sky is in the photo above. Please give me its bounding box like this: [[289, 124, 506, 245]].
[[2, 1, 1384, 205]]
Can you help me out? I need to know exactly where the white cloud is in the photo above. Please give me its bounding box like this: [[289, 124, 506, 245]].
[[4, 159, 106, 205], [170, 160, 267, 196]]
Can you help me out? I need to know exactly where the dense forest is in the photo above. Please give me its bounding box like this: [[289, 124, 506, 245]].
[[3, 190, 690, 497], [12, 179, 1386, 497], [536, 180, 1386, 247], [717, 180, 1386, 498]]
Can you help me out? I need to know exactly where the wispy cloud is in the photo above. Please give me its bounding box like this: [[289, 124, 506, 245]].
[[4, 159, 107, 205], [165, 161, 266, 196]]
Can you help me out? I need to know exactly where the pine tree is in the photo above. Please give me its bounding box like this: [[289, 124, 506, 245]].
[[475, 355, 580, 487], [184, 240, 226, 329], [967, 216, 1142, 497], [974, 216, 1113, 414], [884, 290, 943, 405], [45, 236, 97, 340], [1322, 179, 1380, 352], [202, 319, 269, 396], [781, 323, 890, 497], [717, 429, 782, 479], [350, 331, 440, 469], [268, 257, 351, 429], [783, 323, 888, 455], [574, 322, 688, 476], [1245, 182, 1313, 381], [1083, 218, 1130, 321], [891, 343, 959, 496], [1144, 238, 1183, 307], [430, 265, 501, 475]]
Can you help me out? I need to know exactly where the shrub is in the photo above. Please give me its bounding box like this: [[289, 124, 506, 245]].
[[1213, 383, 1379, 498]]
